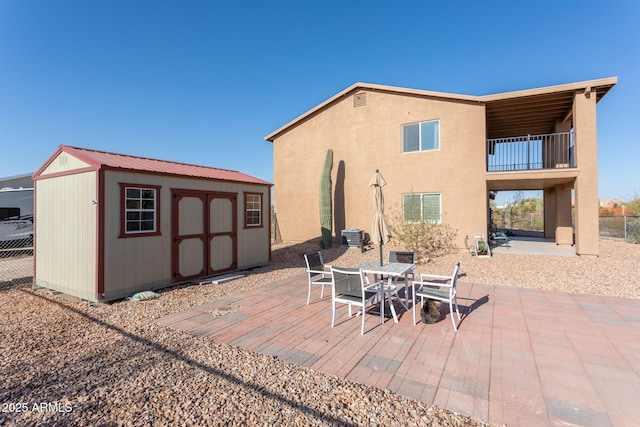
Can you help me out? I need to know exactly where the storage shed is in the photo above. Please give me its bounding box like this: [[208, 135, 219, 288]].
[[33, 145, 272, 302]]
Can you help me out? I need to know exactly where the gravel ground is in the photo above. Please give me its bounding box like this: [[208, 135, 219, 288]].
[[1, 239, 638, 426]]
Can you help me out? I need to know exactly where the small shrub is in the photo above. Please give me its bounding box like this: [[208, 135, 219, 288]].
[[629, 219, 640, 244], [624, 193, 640, 215], [388, 207, 457, 263]]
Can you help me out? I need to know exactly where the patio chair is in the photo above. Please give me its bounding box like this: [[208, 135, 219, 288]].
[[389, 250, 415, 283], [304, 252, 332, 305], [330, 266, 381, 335], [412, 260, 462, 331], [389, 250, 416, 265]]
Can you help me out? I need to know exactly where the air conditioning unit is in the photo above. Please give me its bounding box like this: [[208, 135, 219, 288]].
[[341, 228, 363, 248]]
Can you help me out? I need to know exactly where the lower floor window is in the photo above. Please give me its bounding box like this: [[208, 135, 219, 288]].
[[403, 193, 441, 223]]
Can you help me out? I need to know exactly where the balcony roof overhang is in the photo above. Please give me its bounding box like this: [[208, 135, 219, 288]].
[[486, 169, 579, 192], [483, 77, 617, 140]]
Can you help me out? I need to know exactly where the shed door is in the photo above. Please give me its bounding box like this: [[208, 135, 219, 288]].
[[208, 193, 237, 274], [172, 191, 237, 282]]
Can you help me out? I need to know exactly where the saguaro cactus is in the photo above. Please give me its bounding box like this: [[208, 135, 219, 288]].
[[320, 149, 333, 249]]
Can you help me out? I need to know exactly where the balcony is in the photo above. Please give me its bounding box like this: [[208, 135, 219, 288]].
[[487, 131, 574, 172]]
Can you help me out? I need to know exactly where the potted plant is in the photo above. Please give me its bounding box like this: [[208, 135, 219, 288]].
[[474, 235, 491, 258]]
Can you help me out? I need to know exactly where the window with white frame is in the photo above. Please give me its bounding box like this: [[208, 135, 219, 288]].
[[402, 120, 440, 152], [403, 193, 442, 223], [124, 187, 157, 234], [244, 193, 262, 227]]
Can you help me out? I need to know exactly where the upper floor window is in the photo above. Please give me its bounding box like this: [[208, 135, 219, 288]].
[[120, 184, 161, 237], [403, 193, 441, 224], [403, 120, 440, 152], [244, 192, 262, 228]]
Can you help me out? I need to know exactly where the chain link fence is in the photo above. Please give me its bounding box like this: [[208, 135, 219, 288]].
[[599, 215, 640, 243], [492, 210, 640, 244], [0, 236, 33, 287], [271, 208, 282, 243], [492, 210, 545, 232]]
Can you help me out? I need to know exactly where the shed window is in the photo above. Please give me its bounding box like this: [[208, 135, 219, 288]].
[[244, 193, 262, 228], [120, 184, 161, 237]]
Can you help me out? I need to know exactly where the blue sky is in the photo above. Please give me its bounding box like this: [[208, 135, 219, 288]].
[[1, 1, 638, 206]]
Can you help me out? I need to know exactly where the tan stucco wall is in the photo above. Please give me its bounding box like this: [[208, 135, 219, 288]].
[[272, 90, 488, 250], [573, 89, 599, 255], [555, 185, 573, 245], [543, 188, 556, 239]]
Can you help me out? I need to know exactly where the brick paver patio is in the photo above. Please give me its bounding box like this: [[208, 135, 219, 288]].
[[157, 273, 640, 426]]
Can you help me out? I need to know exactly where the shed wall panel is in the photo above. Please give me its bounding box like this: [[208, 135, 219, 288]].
[[102, 172, 172, 299], [237, 190, 270, 268], [102, 171, 269, 299], [34, 172, 97, 300]]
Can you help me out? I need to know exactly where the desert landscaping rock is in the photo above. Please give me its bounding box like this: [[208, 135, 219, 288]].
[[1, 239, 638, 426]]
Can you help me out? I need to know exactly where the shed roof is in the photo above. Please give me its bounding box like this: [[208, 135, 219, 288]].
[[34, 145, 271, 186], [264, 77, 617, 141]]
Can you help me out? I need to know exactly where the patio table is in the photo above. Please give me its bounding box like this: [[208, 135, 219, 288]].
[[355, 261, 415, 323]]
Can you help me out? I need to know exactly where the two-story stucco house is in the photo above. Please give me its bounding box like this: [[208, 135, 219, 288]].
[[265, 78, 616, 256]]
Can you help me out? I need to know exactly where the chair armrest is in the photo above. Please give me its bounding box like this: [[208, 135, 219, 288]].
[[308, 269, 329, 275], [420, 273, 450, 281], [414, 278, 453, 289], [363, 280, 384, 291]]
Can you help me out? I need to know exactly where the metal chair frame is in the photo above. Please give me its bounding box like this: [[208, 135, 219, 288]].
[[330, 266, 382, 335], [304, 252, 332, 305], [412, 261, 462, 331]]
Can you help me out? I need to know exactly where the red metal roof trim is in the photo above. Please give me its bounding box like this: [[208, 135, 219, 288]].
[[55, 145, 271, 186]]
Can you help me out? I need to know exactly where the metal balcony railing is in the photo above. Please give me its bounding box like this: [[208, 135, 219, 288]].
[[487, 131, 574, 172]]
